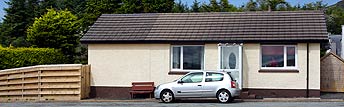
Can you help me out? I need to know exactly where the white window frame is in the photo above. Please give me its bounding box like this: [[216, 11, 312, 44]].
[[171, 45, 205, 71], [260, 45, 298, 69]]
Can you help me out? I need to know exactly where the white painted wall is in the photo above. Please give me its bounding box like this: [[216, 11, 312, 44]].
[[204, 44, 218, 70], [88, 44, 180, 87], [242, 43, 320, 89]]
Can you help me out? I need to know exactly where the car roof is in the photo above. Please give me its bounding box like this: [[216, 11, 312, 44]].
[[188, 71, 229, 73], [187, 71, 234, 80]]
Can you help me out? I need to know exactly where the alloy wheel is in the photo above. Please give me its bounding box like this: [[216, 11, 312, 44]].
[[161, 91, 174, 103], [217, 90, 232, 103]]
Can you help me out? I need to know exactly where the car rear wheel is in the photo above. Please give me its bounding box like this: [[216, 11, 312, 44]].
[[160, 90, 174, 103], [216, 90, 233, 103]]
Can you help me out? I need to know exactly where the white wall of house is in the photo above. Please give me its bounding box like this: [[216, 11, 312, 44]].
[[88, 43, 320, 90], [309, 43, 321, 89], [204, 44, 219, 70], [242, 43, 320, 90], [88, 44, 180, 87]]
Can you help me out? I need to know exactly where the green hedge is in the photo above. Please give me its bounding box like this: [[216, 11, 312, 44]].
[[0, 47, 67, 70]]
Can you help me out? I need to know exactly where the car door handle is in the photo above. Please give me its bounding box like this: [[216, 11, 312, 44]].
[[197, 85, 202, 86]]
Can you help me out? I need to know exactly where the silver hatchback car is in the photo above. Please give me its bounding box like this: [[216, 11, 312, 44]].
[[154, 71, 240, 103]]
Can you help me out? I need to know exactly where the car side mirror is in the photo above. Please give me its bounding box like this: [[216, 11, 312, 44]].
[[177, 80, 184, 84]]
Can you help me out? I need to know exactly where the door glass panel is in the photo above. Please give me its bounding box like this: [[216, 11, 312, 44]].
[[220, 46, 239, 69], [181, 72, 203, 83], [228, 53, 236, 69]]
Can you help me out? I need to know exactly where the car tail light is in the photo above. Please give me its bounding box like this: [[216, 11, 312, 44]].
[[231, 81, 236, 88]]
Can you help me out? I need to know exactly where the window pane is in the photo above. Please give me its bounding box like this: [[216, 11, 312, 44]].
[[287, 47, 296, 67], [183, 46, 204, 70], [261, 46, 284, 67], [172, 47, 181, 69], [181, 72, 203, 83]]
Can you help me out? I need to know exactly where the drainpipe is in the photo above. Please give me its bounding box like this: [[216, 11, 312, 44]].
[[306, 43, 309, 98], [342, 25, 344, 58]]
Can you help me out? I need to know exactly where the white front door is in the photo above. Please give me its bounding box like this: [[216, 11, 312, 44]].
[[218, 43, 243, 89]]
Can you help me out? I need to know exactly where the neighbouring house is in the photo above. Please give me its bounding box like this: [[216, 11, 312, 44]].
[[329, 35, 341, 56], [329, 25, 344, 58], [81, 11, 328, 99]]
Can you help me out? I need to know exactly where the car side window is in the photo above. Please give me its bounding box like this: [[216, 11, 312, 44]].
[[205, 72, 224, 82], [181, 72, 203, 83]]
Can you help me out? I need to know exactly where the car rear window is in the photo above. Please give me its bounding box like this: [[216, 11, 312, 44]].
[[205, 72, 224, 82], [226, 72, 234, 81]]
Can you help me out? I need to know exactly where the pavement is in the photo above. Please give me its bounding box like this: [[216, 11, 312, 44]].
[[2, 99, 344, 107], [81, 97, 344, 102], [22, 98, 344, 103], [2, 97, 344, 103], [321, 92, 344, 99]]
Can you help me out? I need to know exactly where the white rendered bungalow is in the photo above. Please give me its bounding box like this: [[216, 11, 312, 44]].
[[81, 11, 328, 99]]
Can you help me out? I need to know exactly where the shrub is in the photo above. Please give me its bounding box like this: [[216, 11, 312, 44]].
[[0, 47, 67, 70]]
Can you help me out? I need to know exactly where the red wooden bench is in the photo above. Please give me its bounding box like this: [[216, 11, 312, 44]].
[[129, 82, 154, 99]]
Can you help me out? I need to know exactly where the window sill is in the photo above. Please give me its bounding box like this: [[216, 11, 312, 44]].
[[258, 69, 299, 73], [168, 71, 189, 75]]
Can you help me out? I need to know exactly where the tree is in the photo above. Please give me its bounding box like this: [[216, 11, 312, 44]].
[[0, 0, 87, 47], [116, 0, 141, 13], [172, 0, 188, 13], [244, 0, 258, 11], [220, 0, 229, 11], [326, 6, 344, 34], [191, 0, 200, 12], [220, 0, 238, 12], [210, 0, 220, 12], [199, 3, 212, 12], [302, 1, 327, 10], [142, 0, 174, 13], [27, 9, 81, 63], [1, 0, 40, 47], [257, 0, 287, 11], [55, 0, 87, 17], [117, 0, 174, 13], [82, 0, 121, 31]]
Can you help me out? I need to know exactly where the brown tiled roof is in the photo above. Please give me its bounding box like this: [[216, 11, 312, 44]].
[[81, 11, 328, 43]]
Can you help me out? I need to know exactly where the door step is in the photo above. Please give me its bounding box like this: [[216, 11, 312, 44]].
[[240, 91, 256, 99]]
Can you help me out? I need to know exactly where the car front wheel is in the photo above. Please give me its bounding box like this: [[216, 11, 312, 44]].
[[160, 90, 174, 103], [216, 90, 233, 103]]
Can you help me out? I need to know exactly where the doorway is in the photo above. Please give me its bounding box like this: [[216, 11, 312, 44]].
[[218, 43, 243, 89]]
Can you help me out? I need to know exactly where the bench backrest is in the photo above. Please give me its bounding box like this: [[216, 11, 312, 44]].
[[131, 82, 154, 91]]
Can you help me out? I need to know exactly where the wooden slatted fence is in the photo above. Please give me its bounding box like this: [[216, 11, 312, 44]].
[[0, 64, 90, 102]]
